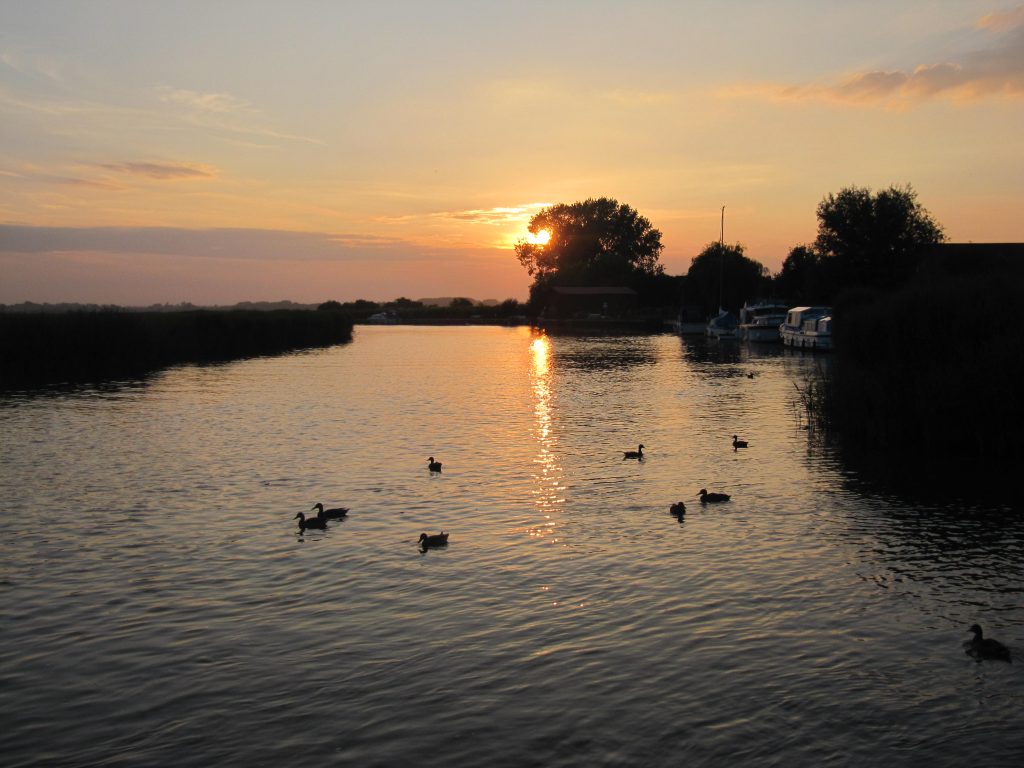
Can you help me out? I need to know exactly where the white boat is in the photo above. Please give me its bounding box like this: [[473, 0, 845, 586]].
[[705, 308, 739, 339], [738, 300, 789, 342], [780, 306, 833, 349], [366, 311, 400, 325]]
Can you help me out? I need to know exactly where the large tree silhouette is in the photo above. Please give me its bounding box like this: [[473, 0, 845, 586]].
[[685, 242, 769, 317], [515, 198, 664, 293], [814, 184, 944, 293]]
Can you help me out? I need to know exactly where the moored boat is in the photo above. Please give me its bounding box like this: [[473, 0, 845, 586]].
[[780, 306, 832, 349], [738, 300, 789, 342], [705, 308, 739, 339]]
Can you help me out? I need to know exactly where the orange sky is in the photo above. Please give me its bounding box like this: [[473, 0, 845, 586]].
[[2, 1, 1022, 304]]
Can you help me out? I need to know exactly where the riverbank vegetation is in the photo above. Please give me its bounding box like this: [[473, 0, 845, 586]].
[[1, 308, 354, 388]]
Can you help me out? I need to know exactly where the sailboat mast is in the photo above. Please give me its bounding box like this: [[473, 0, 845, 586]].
[[718, 205, 725, 311]]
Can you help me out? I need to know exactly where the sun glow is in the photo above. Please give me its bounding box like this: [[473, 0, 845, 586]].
[[526, 229, 551, 246]]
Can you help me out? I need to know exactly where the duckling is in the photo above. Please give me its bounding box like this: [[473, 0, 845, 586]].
[[698, 488, 731, 503], [669, 501, 687, 517], [966, 624, 1012, 662], [312, 502, 348, 519], [418, 532, 449, 548], [623, 444, 644, 460], [294, 511, 327, 530], [427, 457, 443, 472], [732, 435, 748, 451]]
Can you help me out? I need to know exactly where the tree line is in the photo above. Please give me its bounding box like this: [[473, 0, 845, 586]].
[[514, 186, 946, 317]]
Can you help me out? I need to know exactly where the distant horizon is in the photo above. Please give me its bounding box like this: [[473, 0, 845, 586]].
[[3, 1, 1022, 305]]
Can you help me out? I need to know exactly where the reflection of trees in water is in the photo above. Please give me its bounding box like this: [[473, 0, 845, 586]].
[[549, 335, 658, 371]]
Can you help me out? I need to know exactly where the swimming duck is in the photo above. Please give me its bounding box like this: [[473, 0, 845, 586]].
[[623, 444, 645, 460], [312, 502, 348, 519], [966, 624, 1012, 662], [419, 532, 449, 548], [428, 457, 443, 472], [294, 511, 327, 530], [698, 488, 731, 503], [669, 501, 687, 517], [732, 435, 749, 451]]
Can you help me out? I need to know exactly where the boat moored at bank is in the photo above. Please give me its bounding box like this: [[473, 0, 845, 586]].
[[780, 306, 833, 349], [738, 300, 789, 342]]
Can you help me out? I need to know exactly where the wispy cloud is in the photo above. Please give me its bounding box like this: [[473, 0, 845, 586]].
[[158, 87, 253, 114], [427, 203, 553, 226], [156, 86, 325, 146], [98, 161, 216, 180], [729, 5, 1024, 106], [0, 225, 425, 262]]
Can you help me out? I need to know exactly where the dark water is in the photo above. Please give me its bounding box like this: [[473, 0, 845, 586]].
[[1, 326, 1020, 767]]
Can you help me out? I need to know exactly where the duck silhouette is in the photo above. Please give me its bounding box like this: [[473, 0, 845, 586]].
[[698, 488, 731, 503], [732, 435, 748, 451], [428, 457, 443, 472], [294, 511, 327, 530], [312, 503, 348, 519], [419, 532, 449, 548], [623, 444, 644, 460], [669, 501, 687, 518], [965, 624, 1012, 662]]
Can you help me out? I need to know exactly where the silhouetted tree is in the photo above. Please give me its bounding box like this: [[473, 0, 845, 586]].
[[317, 300, 344, 311], [685, 242, 769, 317], [814, 184, 944, 295], [515, 198, 664, 301], [773, 245, 828, 305], [449, 297, 474, 308]]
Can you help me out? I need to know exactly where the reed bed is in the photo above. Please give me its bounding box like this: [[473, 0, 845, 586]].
[[0, 309, 354, 388]]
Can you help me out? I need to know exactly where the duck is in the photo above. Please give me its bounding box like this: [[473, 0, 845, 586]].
[[732, 435, 749, 451], [427, 457, 443, 472], [669, 501, 687, 517], [966, 624, 1012, 662], [623, 444, 645, 460], [698, 488, 731, 503], [294, 511, 327, 530], [312, 502, 348, 519], [419, 531, 449, 548]]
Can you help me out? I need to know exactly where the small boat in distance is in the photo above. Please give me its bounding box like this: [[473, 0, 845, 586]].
[[780, 306, 833, 350], [705, 308, 739, 339], [738, 300, 789, 342]]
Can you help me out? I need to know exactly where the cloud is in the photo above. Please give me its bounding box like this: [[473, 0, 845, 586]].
[[427, 203, 553, 226], [978, 5, 1024, 32], [158, 88, 253, 114], [734, 5, 1024, 105], [98, 161, 216, 180], [0, 224, 434, 262]]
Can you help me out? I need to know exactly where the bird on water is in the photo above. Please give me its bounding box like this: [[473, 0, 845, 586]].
[[419, 532, 449, 548], [312, 502, 348, 519], [669, 501, 687, 518], [294, 511, 327, 530], [732, 435, 749, 451], [623, 444, 644, 460], [965, 624, 1012, 662], [428, 457, 443, 472], [698, 488, 731, 503]]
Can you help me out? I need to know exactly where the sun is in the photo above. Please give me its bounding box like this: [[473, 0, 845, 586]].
[[526, 229, 551, 246]]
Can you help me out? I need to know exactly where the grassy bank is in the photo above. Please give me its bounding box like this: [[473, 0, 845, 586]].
[[1, 309, 354, 388]]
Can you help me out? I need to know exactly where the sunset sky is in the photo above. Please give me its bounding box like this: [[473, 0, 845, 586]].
[[2, 0, 1022, 304]]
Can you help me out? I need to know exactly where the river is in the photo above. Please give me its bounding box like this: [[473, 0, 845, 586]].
[[1, 325, 1020, 767]]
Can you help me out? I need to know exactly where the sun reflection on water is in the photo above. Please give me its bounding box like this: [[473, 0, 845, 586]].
[[525, 334, 564, 541]]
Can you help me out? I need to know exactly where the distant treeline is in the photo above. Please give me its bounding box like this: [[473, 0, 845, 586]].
[[805, 247, 1024, 479], [321, 297, 530, 322], [1, 308, 354, 388]]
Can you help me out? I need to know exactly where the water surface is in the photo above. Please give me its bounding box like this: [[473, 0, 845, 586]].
[[1, 326, 1020, 767]]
